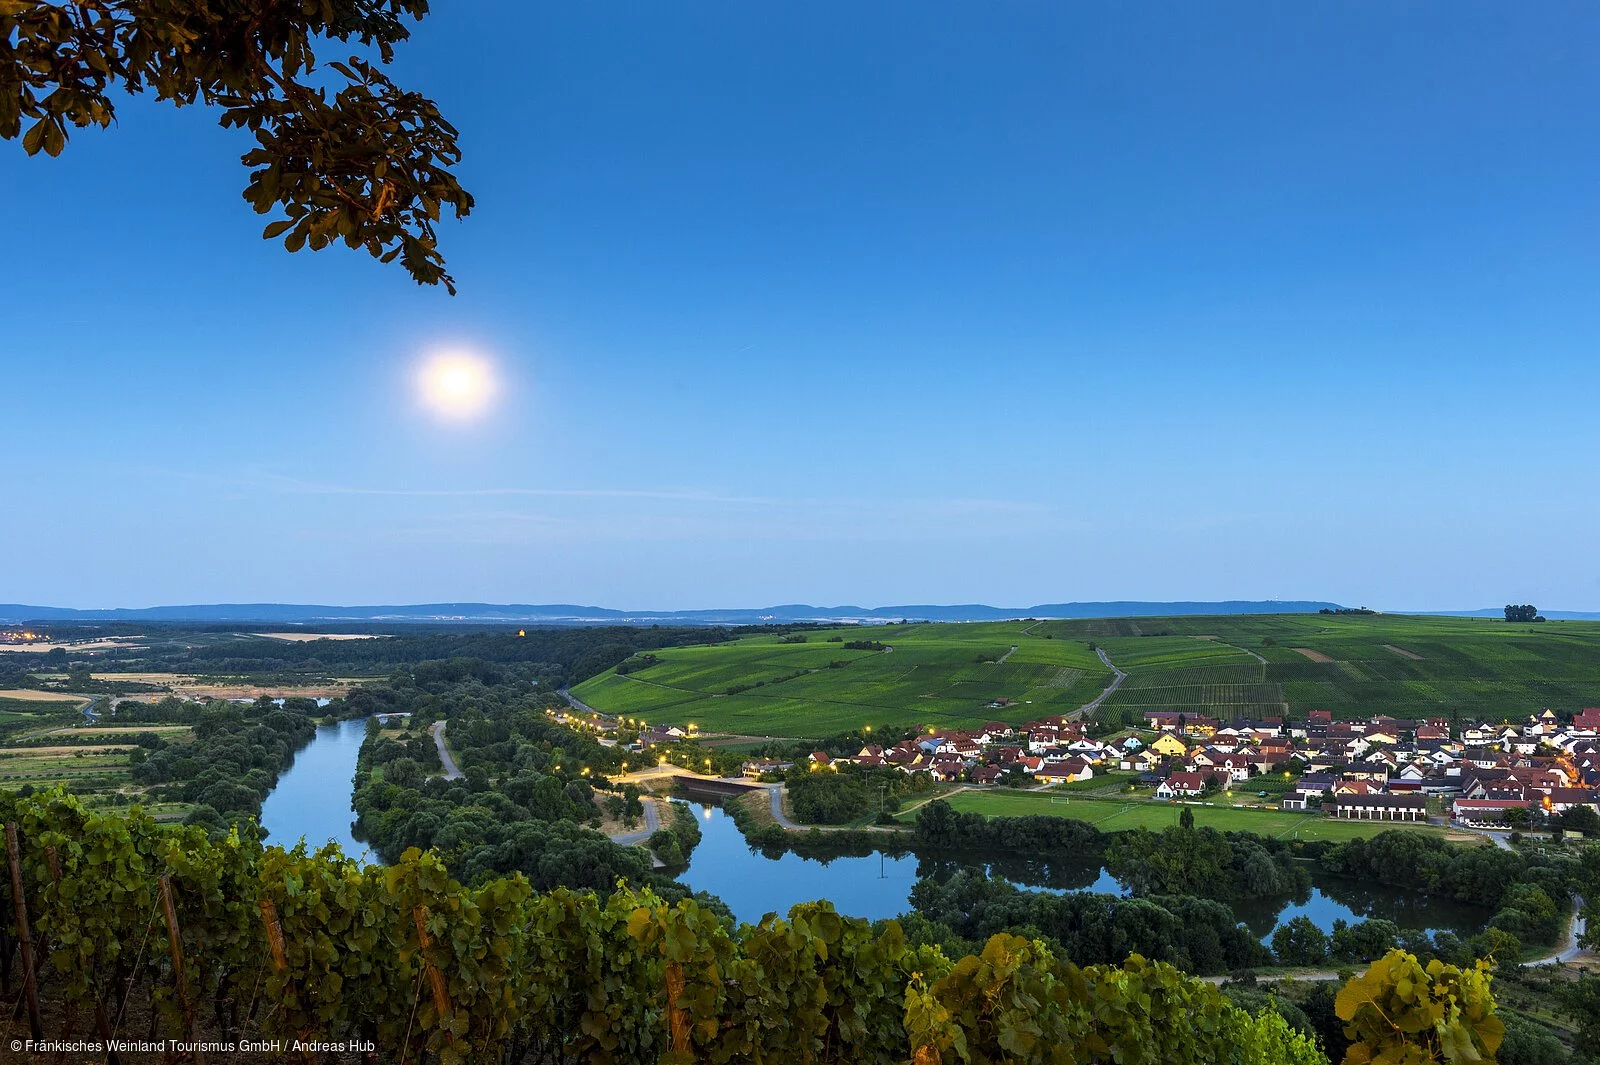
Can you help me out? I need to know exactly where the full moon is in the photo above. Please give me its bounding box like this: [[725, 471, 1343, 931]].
[[416, 352, 496, 421]]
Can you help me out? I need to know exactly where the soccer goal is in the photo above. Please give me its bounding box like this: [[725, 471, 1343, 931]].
[[1050, 795, 1070, 804]]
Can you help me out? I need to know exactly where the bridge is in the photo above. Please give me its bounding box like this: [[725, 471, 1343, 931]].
[[671, 775, 761, 799]]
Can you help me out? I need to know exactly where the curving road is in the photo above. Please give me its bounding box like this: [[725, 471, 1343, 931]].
[[761, 783, 803, 829], [1073, 648, 1127, 720], [430, 720, 464, 780], [609, 797, 663, 846], [558, 686, 603, 716]]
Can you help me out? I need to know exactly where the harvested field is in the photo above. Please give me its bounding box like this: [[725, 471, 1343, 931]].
[[0, 689, 90, 703], [1292, 647, 1335, 663], [0, 744, 135, 755], [0, 638, 143, 653], [250, 632, 390, 642], [47, 725, 191, 738], [92, 673, 353, 700], [1383, 644, 1424, 660]]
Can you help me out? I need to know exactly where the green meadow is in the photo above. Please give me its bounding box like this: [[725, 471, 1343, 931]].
[[570, 613, 1600, 739], [913, 789, 1475, 843]]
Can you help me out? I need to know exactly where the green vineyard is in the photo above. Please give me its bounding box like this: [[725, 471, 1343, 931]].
[[0, 788, 1504, 1064]]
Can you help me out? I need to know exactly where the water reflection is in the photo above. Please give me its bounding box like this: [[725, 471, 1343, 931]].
[[674, 803, 1489, 941], [259, 717, 381, 864]]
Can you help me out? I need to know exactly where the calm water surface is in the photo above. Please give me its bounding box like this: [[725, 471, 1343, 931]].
[[674, 803, 1487, 940], [257, 749, 1489, 941], [260, 718, 380, 863]]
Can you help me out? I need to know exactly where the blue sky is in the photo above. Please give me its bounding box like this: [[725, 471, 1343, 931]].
[[4, 1, 1599, 610]]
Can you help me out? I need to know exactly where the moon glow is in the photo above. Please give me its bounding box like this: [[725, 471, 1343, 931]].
[[416, 352, 496, 421]]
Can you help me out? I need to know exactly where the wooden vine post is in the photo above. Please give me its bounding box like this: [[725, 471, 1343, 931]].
[[664, 961, 690, 1056], [257, 899, 288, 974], [257, 899, 318, 1065], [45, 846, 119, 1065], [411, 906, 456, 1048], [5, 823, 44, 1039], [157, 876, 205, 1065]]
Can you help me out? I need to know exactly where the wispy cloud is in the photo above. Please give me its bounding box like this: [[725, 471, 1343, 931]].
[[129, 464, 1066, 530], [260, 473, 777, 505]]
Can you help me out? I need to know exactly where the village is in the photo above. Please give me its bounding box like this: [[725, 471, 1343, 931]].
[[722, 706, 1600, 830]]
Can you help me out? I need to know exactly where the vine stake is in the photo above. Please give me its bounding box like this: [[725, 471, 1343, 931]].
[[45, 847, 120, 1065], [5, 824, 43, 1040], [411, 906, 456, 1047], [665, 961, 690, 1055], [158, 876, 204, 1065]]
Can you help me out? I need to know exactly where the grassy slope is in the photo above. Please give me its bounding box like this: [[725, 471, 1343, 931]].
[[1036, 613, 1600, 726], [572, 613, 1600, 737], [572, 622, 1113, 736]]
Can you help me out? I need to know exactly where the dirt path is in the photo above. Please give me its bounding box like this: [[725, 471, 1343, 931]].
[[430, 720, 463, 780], [1073, 648, 1127, 720], [1212, 640, 1267, 666], [993, 645, 1019, 665]]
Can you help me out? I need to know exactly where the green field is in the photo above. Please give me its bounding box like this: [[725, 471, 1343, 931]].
[[570, 613, 1600, 738], [917, 789, 1475, 843], [572, 622, 1113, 736], [1040, 613, 1600, 727]]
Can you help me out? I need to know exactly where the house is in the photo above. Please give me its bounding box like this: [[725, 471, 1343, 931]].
[[1216, 753, 1254, 782], [808, 751, 833, 768], [1452, 798, 1530, 823], [1331, 794, 1428, 822], [976, 722, 1013, 744], [1120, 749, 1162, 772], [1545, 787, 1600, 813], [742, 759, 793, 779], [1294, 773, 1334, 798], [1142, 711, 1218, 735], [970, 765, 1004, 786], [1149, 733, 1188, 758], [1037, 758, 1094, 784], [1155, 771, 1229, 798]]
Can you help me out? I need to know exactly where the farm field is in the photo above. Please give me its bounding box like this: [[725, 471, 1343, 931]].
[[917, 789, 1482, 844], [571, 622, 1113, 736], [571, 613, 1600, 737], [1033, 613, 1600, 726], [0, 744, 136, 789], [0, 693, 94, 739]]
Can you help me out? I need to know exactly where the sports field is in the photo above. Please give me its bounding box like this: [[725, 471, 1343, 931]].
[[570, 613, 1600, 737], [917, 789, 1478, 843]]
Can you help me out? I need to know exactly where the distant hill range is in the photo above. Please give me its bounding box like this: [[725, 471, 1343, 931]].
[[1415, 608, 1600, 621], [0, 600, 1343, 626]]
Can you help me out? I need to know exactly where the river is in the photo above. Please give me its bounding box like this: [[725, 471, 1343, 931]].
[[674, 802, 1489, 941], [255, 728, 1488, 941], [259, 717, 381, 863]]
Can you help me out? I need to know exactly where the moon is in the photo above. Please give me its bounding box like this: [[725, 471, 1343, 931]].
[[416, 352, 496, 421]]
